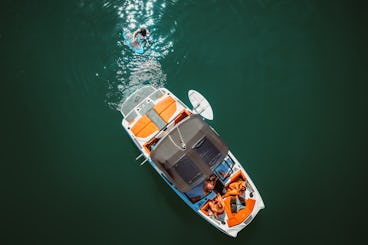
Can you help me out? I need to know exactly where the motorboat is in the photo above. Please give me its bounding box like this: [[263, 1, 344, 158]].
[[120, 85, 264, 237]]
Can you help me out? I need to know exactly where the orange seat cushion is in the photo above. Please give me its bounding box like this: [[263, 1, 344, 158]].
[[131, 115, 159, 138], [131, 115, 150, 135], [159, 102, 177, 123], [224, 198, 256, 227], [200, 201, 211, 216], [153, 96, 177, 123], [137, 122, 159, 138], [153, 96, 175, 114]]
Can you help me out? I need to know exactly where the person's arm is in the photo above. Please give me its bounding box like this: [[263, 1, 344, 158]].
[[219, 196, 225, 207], [132, 29, 140, 42], [190, 195, 201, 203], [223, 189, 239, 198], [208, 201, 218, 217]]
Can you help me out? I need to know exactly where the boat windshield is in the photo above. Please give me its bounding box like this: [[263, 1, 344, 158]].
[[214, 156, 235, 181]]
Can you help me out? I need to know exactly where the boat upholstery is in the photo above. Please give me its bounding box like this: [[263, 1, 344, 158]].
[[224, 197, 255, 227], [153, 96, 177, 123], [200, 201, 212, 217], [131, 114, 159, 138]]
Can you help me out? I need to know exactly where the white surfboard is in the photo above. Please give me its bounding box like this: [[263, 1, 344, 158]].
[[188, 90, 213, 120]]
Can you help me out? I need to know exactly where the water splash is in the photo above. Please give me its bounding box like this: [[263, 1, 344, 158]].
[[111, 57, 167, 111], [105, 0, 176, 110]]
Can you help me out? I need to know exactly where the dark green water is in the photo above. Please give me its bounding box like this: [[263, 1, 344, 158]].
[[2, 0, 367, 244]]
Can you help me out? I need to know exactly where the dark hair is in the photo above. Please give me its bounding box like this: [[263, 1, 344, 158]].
[[140, 28, 147, 36]]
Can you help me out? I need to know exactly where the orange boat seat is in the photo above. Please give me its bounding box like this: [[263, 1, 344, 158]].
[[131, 114, 159, 138], [200, 201, 211, 216], [224, 198, 256, 227], [153, 96, 177, 123]]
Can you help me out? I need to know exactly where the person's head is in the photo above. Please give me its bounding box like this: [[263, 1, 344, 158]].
[[209, 174, 217, 182], [203, 181, 215, 193], [140, 28, 147, 36], [239, 182, 246, 191], [213, 195, 223, 209]]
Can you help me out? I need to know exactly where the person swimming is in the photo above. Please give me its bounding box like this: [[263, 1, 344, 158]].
[[131, 27, 150, 48], [124, 27, 150, 49]]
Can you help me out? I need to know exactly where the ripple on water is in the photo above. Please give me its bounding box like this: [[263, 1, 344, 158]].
[[104, 0, 177, 111]]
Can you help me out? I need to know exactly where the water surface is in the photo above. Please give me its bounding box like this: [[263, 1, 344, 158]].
[[1, 0, 367, 244]]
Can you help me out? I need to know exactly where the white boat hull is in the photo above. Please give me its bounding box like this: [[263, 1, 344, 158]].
[[120, 86, 264, 237]]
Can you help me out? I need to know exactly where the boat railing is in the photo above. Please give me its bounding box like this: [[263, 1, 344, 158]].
[[135, 153, 148, 166]]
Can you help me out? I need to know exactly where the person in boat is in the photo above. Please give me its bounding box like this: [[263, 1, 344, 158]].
[[203, 174, 217, 195], [131, 27, 150, 48], [223, 179, 247, 213], [188, 174, 222, 203], [208, 193, 225, 221], [224, 179, 247, 196], [205, 174, 227, 194]]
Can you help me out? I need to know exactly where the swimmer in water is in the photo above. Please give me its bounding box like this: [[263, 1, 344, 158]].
[[125, 27, 150, 48]]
